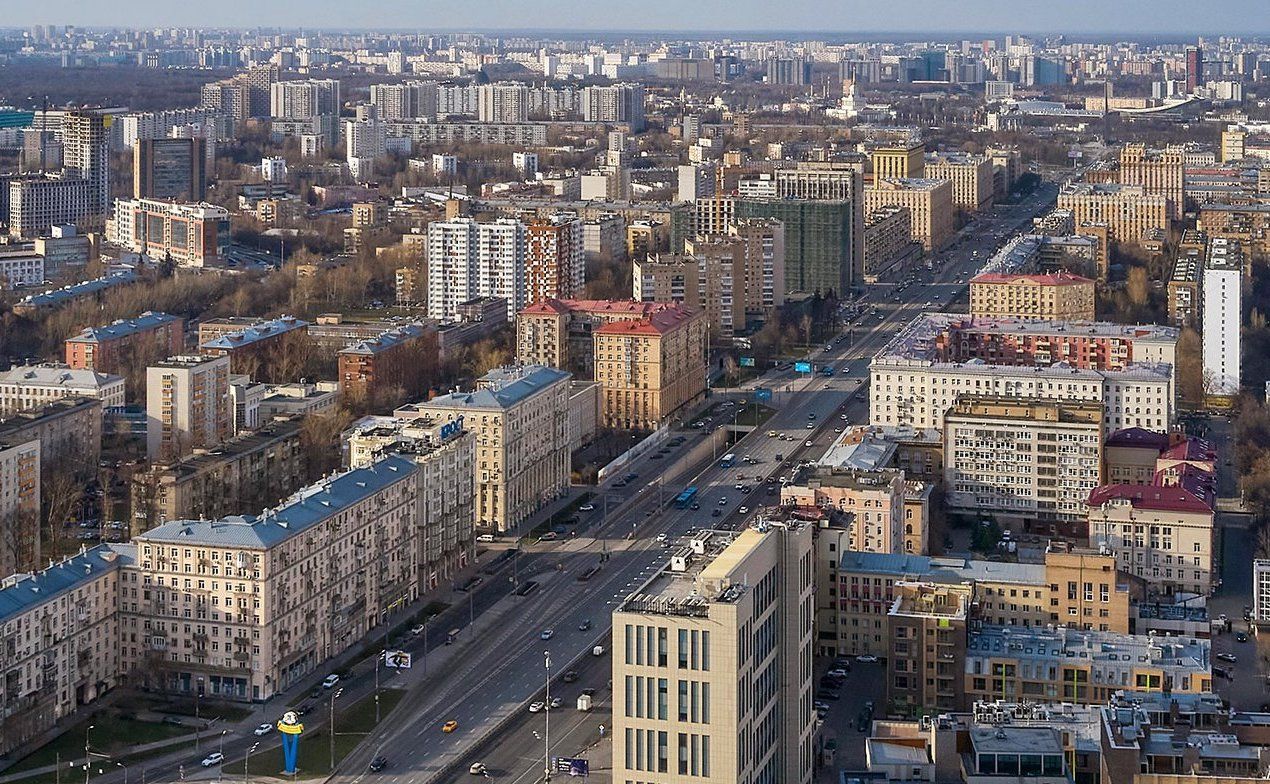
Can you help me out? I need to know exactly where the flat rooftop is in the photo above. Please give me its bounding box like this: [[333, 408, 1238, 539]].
[[968, 625, 1210, 670]]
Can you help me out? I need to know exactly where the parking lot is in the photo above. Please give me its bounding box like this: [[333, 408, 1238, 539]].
[[814, 656, 887, 781]]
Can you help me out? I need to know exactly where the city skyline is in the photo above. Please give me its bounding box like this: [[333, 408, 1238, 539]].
[[7, 0, 1270, 35]]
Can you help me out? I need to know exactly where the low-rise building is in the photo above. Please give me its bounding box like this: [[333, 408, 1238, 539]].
[[65, 312, 184, 375], [337, 324, 436, 404], [108, 199, 229, 267], [199, 316, 310, 383], [0, 365, 125, 415], [969, 272, 1096, 321], [0, 396, 102, 472]]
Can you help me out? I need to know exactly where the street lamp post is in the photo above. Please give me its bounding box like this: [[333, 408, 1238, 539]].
[[217, 731, 226, 782], [328, 688, 343, 772], [114, 762, 127, 784], [82, 725, 94, 784], [543, 651, 552, 782], [194, 677, 203, 752], [244, 742, 259, 784]]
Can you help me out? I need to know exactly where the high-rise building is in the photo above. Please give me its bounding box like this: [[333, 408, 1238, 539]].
[[1254, 559, 1270, 627], [593, 306, 708, 431], [269, 78, 341, 120], [864, 178, 955, 251], [426, 217, 527, 321], [6, 176, 94, 238], [1118, 144, 1185, 221], [581, 83, 645, 132], [133, 137, 207, 200], [476, 83, 530, 123], [612, 521, 815, 784], [765, 56, 812, 86], [869, 140, 926, 179], [1185, 46, 1204, 93], [525, 214, 584, 303], [733, 198, 857, 297], [145, 355, 231, 463], [924, 151, 995, 212], [369, 81, 439, 120], [1057, 184, 1169, 245], [60, 109, 111, 220], [1201, 238, 1242, 398], [886, 581, 970, 715]]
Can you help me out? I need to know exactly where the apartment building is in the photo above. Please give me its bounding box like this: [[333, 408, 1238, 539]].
[[864, 178, 955, 251], [935, 316, 1178, 373], [1256, 559, 1270, 628], [0, 438, 40, 576], [944, 396, 1104, 535], [477, 83, 530, 123], [0, 247, 45, 289], [0, 397, 102, 471], [729, 198, 857, 297], [0, 545, 125, 757], [781, 466, 905, 554], [60, 109, 110, 221], [1201, 238, 1242, 398], [401, 365, 570, 533], [108, 198, 228, 267], [65, 312, 185, 375], [337, 324, 435, 403], [1167, 247, 1203, 328], [7, 177, 95, 238], [525, 214, 584, 303], [821, 548, 1131, 660], [145, 355, 232, 464], [0, 365, 125, 415], [1198, 203, 1270, 262], [613, 522, 815, 784], [199, 316, 309, 383], [580, 83, 645, 131], [1057, 184, 1169, 244], [963, 626, 1211, 707], [269, 79, 340, 120], [969, 272, 1096, 321], [1119, 144, 1185, 220], [863, 205, 920, 283], [517, 298, 683, 375], [122, 454, 420, 700], [426, 217, 527, 321], [870, 314, 1175, 433], [924, 151, 995, 212], [594, 306, 708, 431], [887, 581, 970, 715], [869, 140, 926, 179], [1087, 481, 1215, 598]]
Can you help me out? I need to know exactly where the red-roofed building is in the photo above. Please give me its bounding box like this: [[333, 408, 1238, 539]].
[[1087, 472, 1215, 597], [516, 297, 707, 429], [970, 271, 1096, 321], [1105, 427, 1172, 485]]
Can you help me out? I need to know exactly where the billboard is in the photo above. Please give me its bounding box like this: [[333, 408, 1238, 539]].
[[739, 356, 755, 367], [384, 650, 412, 669], [794, 361, 812, 373], [553, 757, 590, 776], [753, 388, 772, 402]]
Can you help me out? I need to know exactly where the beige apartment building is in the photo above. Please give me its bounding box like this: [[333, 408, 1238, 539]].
[[1057, 184, 1169, 245], [863, 205, 919, 282], [146, 355, 232, 463], [1087, 483, 1215, 597], [613, 521, 815, 784], [781, 466, 905, 553], [887, 581, 969, 715], [0, 396, 102, 472], [122, 453, 424, 700], [0, 545, 126, 756], [0, 438, 41, 576], [401, 365, 570, 533], [969, 272, 1097, 321], [924, 152, 995, 212], [864, 178, 954, 251], [594, 306, 708, 431], [870, 140, 926, 179], [129, 416, 306, 533], [1118, 144, 1185, 220], [0, 365, 125, 416], [944, 396, 1104, 535]]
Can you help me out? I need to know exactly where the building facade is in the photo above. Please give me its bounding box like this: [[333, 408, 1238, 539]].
[[969, 273, 1097, 321], [145, 355, 232, 463], [65, 312, 185, 375]]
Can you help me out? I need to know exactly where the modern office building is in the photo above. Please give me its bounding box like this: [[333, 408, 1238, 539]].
[[64, 312, 185, 375], [943, 397, 1104, 535], [401, 365, 570, 532], [133, 137, 207, 201], [0, 365, 125, 415], [613, 521, 815, 784], [969, 272, 1096, 321], [1201, 238, 1242, 398], [108, 198, 228, 267], [145, 355, 232, 463]]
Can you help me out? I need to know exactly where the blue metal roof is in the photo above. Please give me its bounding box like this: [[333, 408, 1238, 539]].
[[66, 311, 179, 344], [18, 272, 138, 309], [138, 454, 418, 549], [200, 316, 309, 350], [426, 365, 569, 411], [0, 543, 134, 624], [338, 323, 429, 356]]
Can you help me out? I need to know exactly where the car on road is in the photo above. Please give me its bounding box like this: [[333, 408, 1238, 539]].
[[410, 624, 426, 636], [475, 533, 495, 542], [738, 506, 749, 514], [579, 503, 595, 511], [540, 629, 555, 640], [469, 763, 487, 775], [443, 720, 459, 732], [1216, 653, 1237, 663], [718, 497, 728, 506], [201, 753, 224, 767], [806, 422, 814, 429], [322, 674, 341, 688], [563, 670, 580, 682], [253, 723, 272, 736], [369, 756, 388, 772], [656, 533, 668, 543], [815, 689, 841, 701], [814, 700, 831, 712], [827, 668, 849, 679], [529, 702, 545, 713], [856, 655, 879, 663], [805, 440, 813, 447], [1236, 631, 1249, 642], [711, 509, 721, 517], [550, 696, 563, 709], [579, 619, 593, 631]]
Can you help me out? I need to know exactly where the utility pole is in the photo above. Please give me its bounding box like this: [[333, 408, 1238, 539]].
[[194, 679, 202, 752], [543, 651, 552, 781], [83, 725, 93, 784], [245, 742, 259, 784], [328, 688, 342, 772]]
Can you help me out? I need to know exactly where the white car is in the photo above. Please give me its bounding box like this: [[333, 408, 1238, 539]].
[[253, 723, 272, 736], [322, 674, 340, 688], [805, 440, 813, 447], [469, 763, 488, 775], [856, 655, 879, 663], [655, 533, 668, 543], [540, 629, 555, 640], [529, 702, 545, 713], [579, 503, 595, 511], [738, 507, 749, 514], [201, 753, 225, 768]]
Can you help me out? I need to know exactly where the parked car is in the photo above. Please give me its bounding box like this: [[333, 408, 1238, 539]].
[[563, 670, 580, 683], [529, 702, 545, 713], [1216, 653, 1237, 663], [322, 674, 341, 688]]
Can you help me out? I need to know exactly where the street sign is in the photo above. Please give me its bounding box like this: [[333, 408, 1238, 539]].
[[384, 650, 412, 668], [553, 757, 590, 775], [739, 356, 755, 367], [753, 388, 772, 402], [794, 361, 812, 373]]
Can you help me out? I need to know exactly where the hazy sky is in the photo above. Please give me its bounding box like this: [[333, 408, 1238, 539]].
[[11, 0, 1267, 35]]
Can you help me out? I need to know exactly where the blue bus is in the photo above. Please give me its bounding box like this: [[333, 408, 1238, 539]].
[[674, 486, 699, 509], [719, 453, 737, 468]]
